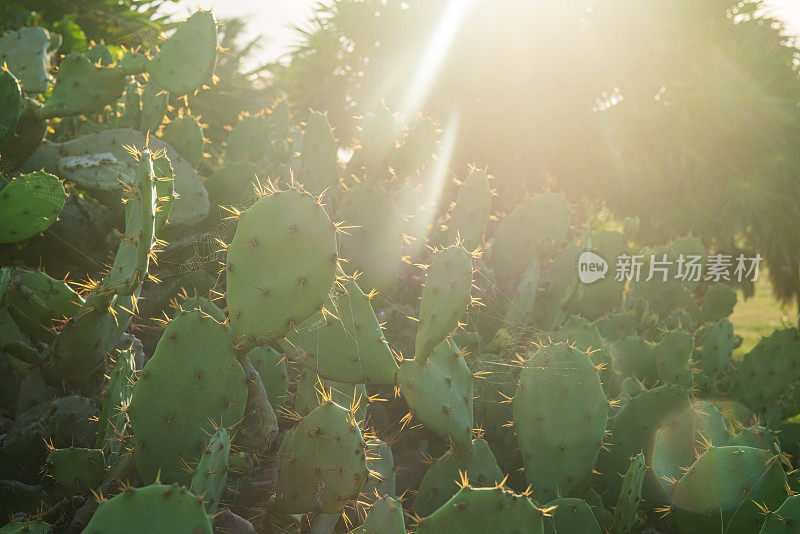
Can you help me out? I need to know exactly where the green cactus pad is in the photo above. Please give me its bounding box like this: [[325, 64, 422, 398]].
[[46, 447, 104, 491], [273, 402, 368, 514], [42, 289, 139, 386], [397, 339, 474, 450], [415, 486, 544, 534], [574, 230, 629, 319], [611, 452, 645, 534], [39, 52, 126, 119], [225, 114, 270, 163], [2, 268, 83, 343], [654, 329, 693, 387], [414, 438, 503, 517], [391, 115, 439, 178], [282, 275, 397, 385], [414, 245, 473, 363], [190, 428, 230, 513], [699, 283, 737, 323], [347, 495, 405, 534], [728, 425, 774, 450], [447, 169, 491, 250], [0, 172, 66, 244], [94, 349, 136, 461], [247, 346, 289, 409], [300, 111, 338, 192], [544, 498, 601, 534], [162, 114, 204, 167], [338, 183, 404, 293], [673, 446, 788, 534], [0, 69, 22, 146], [363, 439, 396, 498], [205, 161, 259, 210], [140, 82, 169, 133], [0, 521, 52, 534], [105, 149, 156, 296], [693, 319, 735, 379], [148, 10, 217, 96], [611, 336, 658, 385], [513, 343, 608, 501], [730, 326, 800, 422], [489, 192, 571, 287], [554, 315, 613, 386], [693, 400, 729, 446], [356, 107, 402, 181], [599, 384, 695, 507], [173, 296, 225, 323], [503, 259, 542, 328], [0, 27, 51, 93], [760, 494, 800, 533], [227, 188, 337, 350], [82, 483, 212, 533], [129, 311, 247, 483]]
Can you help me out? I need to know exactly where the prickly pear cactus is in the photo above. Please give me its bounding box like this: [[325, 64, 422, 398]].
[[699, 283, 737, 323], [162, 113, 204, 166], [0, 172, 66, 244], [128, 311, 246, 483], [105, 148, 157, 296], [45, 447, 104, 491], [189, 428, 231, 513], [0, 69, 23, 146], [544, 498, 601, 534], [0, 27, 51, 93], [397, 339, 474, 450], [0, 520, 52, 533], [299, 111, 338, 192], [82, 483, 213, 533], [226, 187, 337, 350], [730, 325, 800, 423], [611, 452, 645, 534], [513, 343, 608, 501], [672, 446, 788, 534], [760, 494, 800, 534], [247, 346, 289, 410], [611, 336, 658, 385], [413, 438, 503, 517], [282, 275, 397, 385], [2, 268, 83, 343], [94, 348, 136, 462], [294, 368, 368, 422], [447, 169, 491, 250], [415, 244, 473, 363], [489, 192, 571, 287], [148, 10, 218, 96], [654, 329, 693, 387], [415, 486, 544, 534], [225, 114, 270, 163], [338, 182, 404, 293], [599, 385, 696, 507], [272, 402, 368, 514], [347, 495, 405, 534], [727, 425, 774, 450], [39, 52, 126, 119]]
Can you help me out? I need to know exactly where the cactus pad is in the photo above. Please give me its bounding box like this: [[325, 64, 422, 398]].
[[0, 172, 66, 244], [129, 311, 246, 483], [226, 188, 337, 349]]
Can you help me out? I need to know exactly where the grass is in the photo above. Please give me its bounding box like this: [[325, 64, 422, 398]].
[[730, 272, 797, 358]]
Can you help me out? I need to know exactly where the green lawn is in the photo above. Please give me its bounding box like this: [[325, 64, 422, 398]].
[[730, 273, 798, 358]]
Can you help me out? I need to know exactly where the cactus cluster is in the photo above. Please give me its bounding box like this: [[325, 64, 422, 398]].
[[1, 7, 800, 534]]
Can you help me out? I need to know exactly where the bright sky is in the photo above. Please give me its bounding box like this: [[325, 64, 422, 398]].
[[164, 0, 800, 63]]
